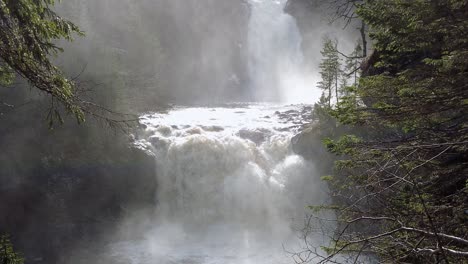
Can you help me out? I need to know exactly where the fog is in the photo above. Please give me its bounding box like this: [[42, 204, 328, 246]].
[[55, 0, 358, 107], [55, 1, 357, 263], [65, 104, 332, 264], [55, 0, 250, 108], [0, 1, 359, 263]]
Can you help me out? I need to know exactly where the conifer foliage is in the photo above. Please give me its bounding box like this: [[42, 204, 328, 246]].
[[318, 38, 341, 107], [0, 0, 84, 125], [308, 0, 468, 263], [0, 236, 23, 264]]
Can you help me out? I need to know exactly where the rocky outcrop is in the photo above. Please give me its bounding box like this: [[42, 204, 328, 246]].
[[0, 86, 157, 263], [285, 0, 360, 73], [292, 125, 325, 160]]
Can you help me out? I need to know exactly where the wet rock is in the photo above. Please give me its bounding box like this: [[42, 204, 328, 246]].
[[149, 136, 170, 149], [202, 125, 224, 132], [237, 129, 269, 144], [291, 125, 324, 160], [186, 127, 203, 135], [156, 125, 172, 136]]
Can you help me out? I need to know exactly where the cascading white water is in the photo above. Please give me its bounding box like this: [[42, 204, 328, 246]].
[[84, 2, 332, 263], [97, 2, 331, 263], [248, 0, 319, 103], [102, 104, 328, 264], [136, 104, 319, 229]]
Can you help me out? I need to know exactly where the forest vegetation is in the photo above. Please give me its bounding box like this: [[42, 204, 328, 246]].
[[303, 0, 468, 263], [0, 0, 467, 263], [0, 0, 85, 126]]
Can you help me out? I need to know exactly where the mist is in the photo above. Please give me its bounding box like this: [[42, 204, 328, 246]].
[[55, 0, 251, 107], [65, 105, 332, 264], [0, 0, 357, 263], [54, 0, 356, 106]]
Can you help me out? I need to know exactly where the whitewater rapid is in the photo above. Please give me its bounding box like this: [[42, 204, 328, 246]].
[[78, 1, 330, 262], [112, 104, 330, 264]]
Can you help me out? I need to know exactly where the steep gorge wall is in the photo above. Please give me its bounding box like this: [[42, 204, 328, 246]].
[[0, 1, 251, 263], [285, 0, 361, 73], [285, 0, 323, 72], [58, 0, 251, 108], [150, 0, 251, 104]]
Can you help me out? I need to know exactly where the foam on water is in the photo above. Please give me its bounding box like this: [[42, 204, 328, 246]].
[[116, 104, 329, 264]]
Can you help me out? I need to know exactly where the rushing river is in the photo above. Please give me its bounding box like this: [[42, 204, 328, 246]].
[[98, 103, 327, 264], [75, 0, 329, 262], [102, 0, 327, 262]]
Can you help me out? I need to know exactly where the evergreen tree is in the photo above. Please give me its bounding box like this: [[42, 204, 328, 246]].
[[344, 43, 362, 87], [307, 0, 468, 262], [318, 38, 341, 107], [0, 0, 84, 125], [0, 236, 23, 264]]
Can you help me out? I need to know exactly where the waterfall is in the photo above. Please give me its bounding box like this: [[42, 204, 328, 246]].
[[248, 0, 317, 103], [138, 105, 317, 227], [78, 2, 331, 263], [120, 104, 329, 264]]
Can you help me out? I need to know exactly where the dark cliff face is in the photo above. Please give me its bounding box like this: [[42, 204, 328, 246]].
[[57, 0, 251, 108], [285, 0, 361, 73], [0, 1, 253, 262], [285, 0, 326, 72], [0, 92, 158, 263], [151, 0, 251, 104]]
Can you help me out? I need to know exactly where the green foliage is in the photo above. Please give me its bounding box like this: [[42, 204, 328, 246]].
[[320, 175, 334, 182], [312, 0, 468, 262], [0, 236, 23, 264], [0, 0, 85, 125], [0, 64, 14, 86], [318, 37, 341, 107], [323, 135, 361, 155], [344, 44, 362, 87]]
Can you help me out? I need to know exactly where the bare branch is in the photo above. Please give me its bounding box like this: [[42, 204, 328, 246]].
[[415, 247, 468, 258], [401, 227, 468, 246]]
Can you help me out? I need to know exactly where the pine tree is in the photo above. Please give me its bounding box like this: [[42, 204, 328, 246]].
[[344, 43, 362, 87], [0, 236, 23, 264], [0, 0, 84, 125], [318, 38, 341, 108], [309, 0, 468, 262]]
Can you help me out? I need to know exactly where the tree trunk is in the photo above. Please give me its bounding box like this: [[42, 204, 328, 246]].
[[360, 20, 367, 57], [335, 69, 339, 105]]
